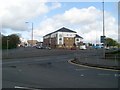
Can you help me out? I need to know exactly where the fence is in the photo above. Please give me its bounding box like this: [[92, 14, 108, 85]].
[[74, 52, 119, 67]]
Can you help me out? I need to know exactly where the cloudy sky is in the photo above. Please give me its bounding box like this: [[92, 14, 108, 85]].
[[0, 0, 119, 43]]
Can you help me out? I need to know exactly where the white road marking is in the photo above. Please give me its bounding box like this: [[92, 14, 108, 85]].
[[14, 86, 25, 88], [14, 86, 40, 90], [80, 74, 84, 77]]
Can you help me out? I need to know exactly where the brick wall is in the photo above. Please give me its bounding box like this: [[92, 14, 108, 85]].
[[51, 37, 57, 48], [43, 38, 50, 47], [64, 37, 75, 49]]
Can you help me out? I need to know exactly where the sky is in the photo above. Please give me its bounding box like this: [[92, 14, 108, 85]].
[[0, 0, 119, 43]]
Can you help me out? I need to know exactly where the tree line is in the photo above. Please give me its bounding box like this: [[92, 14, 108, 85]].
[[105, 38, 120, 48], [87, 38, 120, 48]]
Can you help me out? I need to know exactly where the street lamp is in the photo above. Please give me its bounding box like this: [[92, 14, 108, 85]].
[[102, 1, 106, 58], [103, 1, 105, 37], [25, 22, 34, 46]]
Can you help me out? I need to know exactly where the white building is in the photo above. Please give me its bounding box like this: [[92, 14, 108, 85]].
[[43, 27, 83, 49]]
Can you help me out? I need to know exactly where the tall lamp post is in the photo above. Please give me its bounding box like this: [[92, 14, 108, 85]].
[[100, 1, 105, 58], [25, 22, 33, 46], [102, 1, 105, 58], [103, 1, 105, 37]]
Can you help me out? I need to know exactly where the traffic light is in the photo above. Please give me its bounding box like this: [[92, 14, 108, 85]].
[[100, 36, 106, 43]]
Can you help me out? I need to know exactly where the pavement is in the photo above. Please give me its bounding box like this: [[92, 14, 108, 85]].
[[70, 49, 120, 71]]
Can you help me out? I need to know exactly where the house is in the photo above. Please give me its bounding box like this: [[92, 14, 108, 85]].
[[27, 40, 38, 46], [43, 27, 83, 49]]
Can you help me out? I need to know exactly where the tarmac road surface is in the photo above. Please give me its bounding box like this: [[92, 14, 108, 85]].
[[2, 48, 119, 88]]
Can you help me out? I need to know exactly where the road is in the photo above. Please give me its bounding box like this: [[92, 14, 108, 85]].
[[2, 49, 119, 88]]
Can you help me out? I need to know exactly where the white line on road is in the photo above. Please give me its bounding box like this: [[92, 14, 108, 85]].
[[80, 74, 84, 77], [14, 86, 41, 90]]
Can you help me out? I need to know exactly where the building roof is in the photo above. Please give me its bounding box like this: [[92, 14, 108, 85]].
[[44, 32, 52, 37], [44, 27, 76, 37], [56, 27, 76, 33], [27, 40, 38, 44], [75, 34, 83, 39]]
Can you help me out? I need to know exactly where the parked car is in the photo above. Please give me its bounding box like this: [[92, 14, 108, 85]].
[[45, 47, 51, 50], [80, 45, 87, 50], [36, 46, 51, 50], [93, 44, 103, 49], [105, 47, 110, 50], [36, 45, 42, 49]]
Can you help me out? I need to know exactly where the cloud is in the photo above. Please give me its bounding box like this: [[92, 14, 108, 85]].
[[0, 0, 61, 31], [62, 6, 101, 24], [34, 6, 117, 43], [1, 1, 117, 43], [50, 2, 61, 10]]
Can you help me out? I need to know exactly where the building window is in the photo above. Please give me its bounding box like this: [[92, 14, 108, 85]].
[[59, 34, 62, 37], [76, 38, 79, 41], [59, 38, 62, 41]]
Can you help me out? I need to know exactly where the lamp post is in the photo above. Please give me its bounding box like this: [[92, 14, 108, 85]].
[[102, 1, 106, 58], [103, 1, 105, 37], [25, 22, 33, 46]]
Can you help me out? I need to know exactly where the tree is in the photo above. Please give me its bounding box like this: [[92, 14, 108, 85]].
[[88, 43, 93, 46], [105, 38, 118, 47], [2, 34, 21, 49], [2, 35, 7, 49], [0, 34, 2, 49], [116, 43, 120, 48]]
